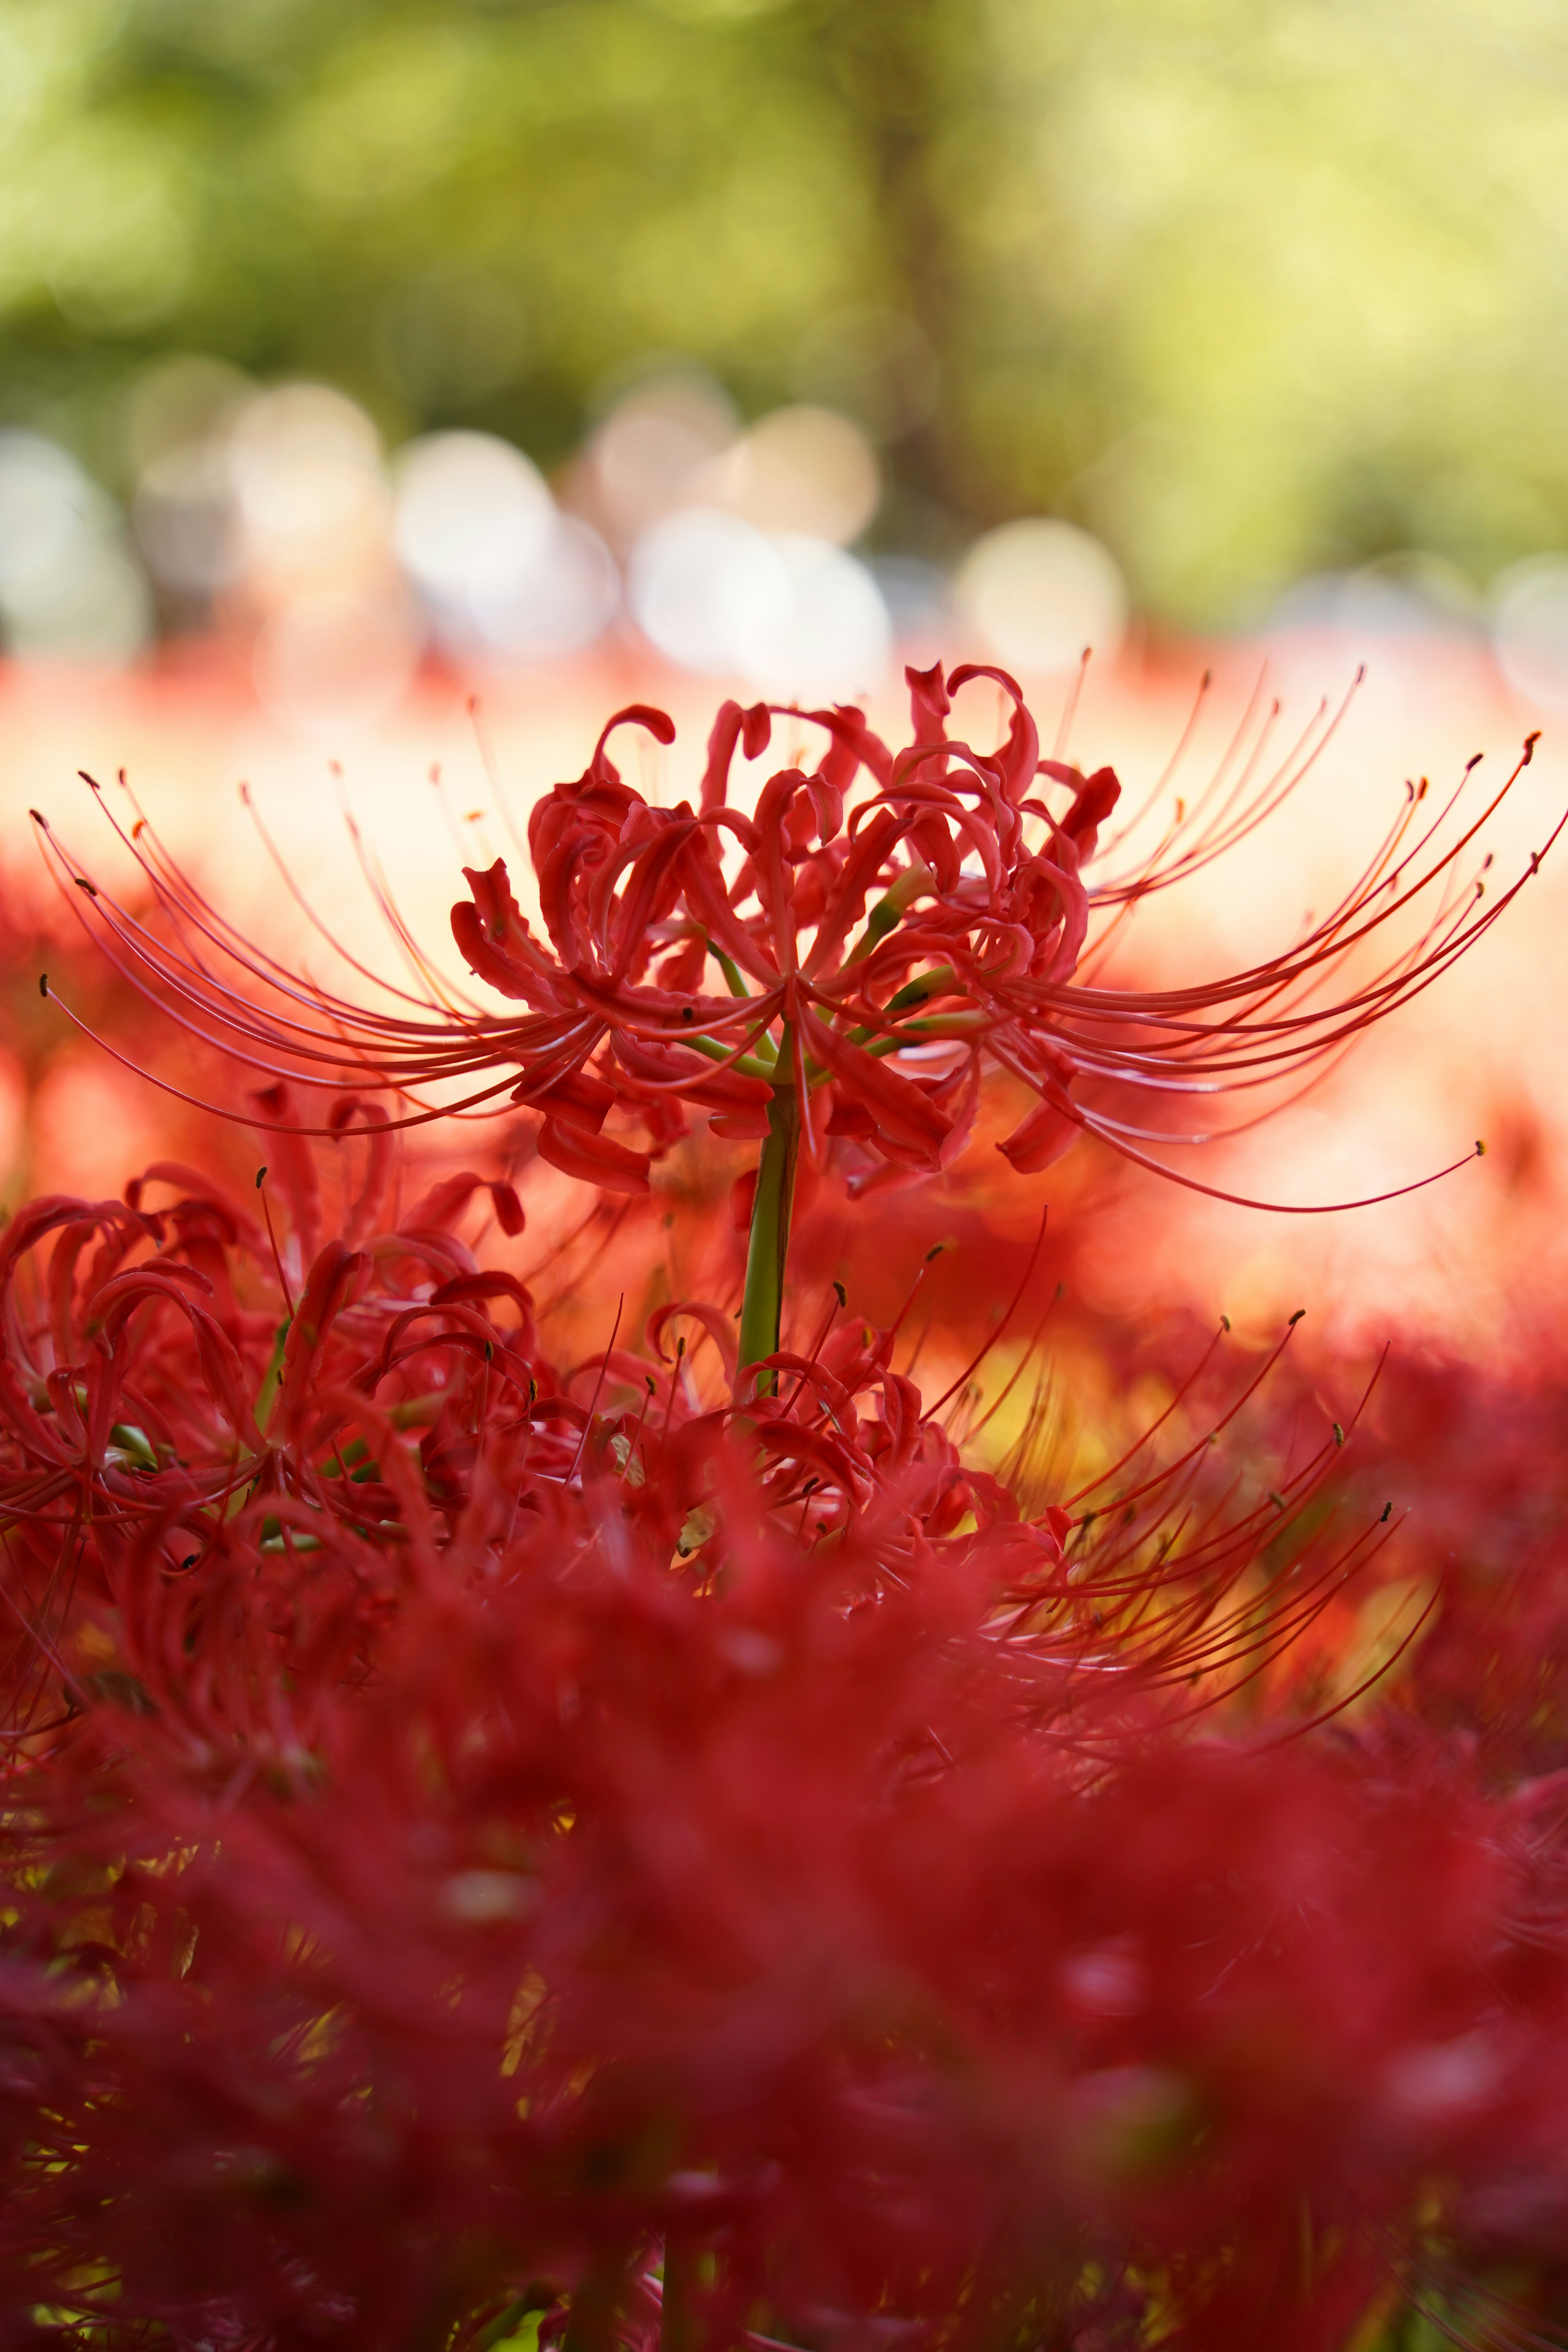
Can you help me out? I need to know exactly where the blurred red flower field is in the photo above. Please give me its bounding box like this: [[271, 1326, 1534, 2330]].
[[6, 639, 1568, 2349]]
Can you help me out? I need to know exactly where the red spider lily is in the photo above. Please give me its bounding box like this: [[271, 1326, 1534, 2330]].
[[33, 668, 1557, 1225], [5, 1163, 1568, 2351], [0, 1140, 1376, 1762], [13, 659, 1568, 2352]]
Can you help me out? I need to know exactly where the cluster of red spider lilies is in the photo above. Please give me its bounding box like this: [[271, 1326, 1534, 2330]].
[[3, 662, 1567, 2350]]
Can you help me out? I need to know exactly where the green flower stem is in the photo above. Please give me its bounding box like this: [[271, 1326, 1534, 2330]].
[[841, 862, 931, 967], [685, 1031, 777, 1078], [737, 1023, 800, 1391], [845, 967, 963, 1046], [864, 1011, 988, 1056]]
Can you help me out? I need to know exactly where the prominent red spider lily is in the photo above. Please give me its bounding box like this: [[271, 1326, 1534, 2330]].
[[13, 684, 1568, 2352], [0, 1139, 1377, 1762], [31, 666, 1559, 1376]]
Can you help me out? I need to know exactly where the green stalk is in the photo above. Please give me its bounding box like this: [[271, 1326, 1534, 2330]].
[[737, 1024, 799, 1393]]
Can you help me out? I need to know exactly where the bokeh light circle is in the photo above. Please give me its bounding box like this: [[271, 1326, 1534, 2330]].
[[227, 384, 388, 578], [953, 519, 1128, 674], [629, 508, 788, 677], [0, 431, 150, 662], [587, 374, 739, 547], [737, 534, 890, 700], [393, 431, 555, 606], [629, 509, 890, 695], [716, 405, 881, 546], [1492, 557, 1568, 710], [134, 440, 242, 596], [470, 514, 619, 662]]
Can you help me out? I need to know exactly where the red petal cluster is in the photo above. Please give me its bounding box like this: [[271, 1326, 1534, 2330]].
[[36, 670, 1557, 1207]]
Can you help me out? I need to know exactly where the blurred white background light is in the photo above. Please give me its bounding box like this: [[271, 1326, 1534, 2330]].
[[629, 507, 785, 677], [583, 372, 740, 547], [1267, 555, 1480, 643], [133, 439, 242, 597], [742, 534, 890, 699], [393, 430, 617, 661], [953, 518, 1128, 675], [629, 506, 889, 697], [227, 383, 390, 583], [0, 434, 100, 599], [1491, 557, 1568, 710], [470, 514, 619, 661], [126, 354, 249, 605], [1, 356, 1148, 697], [0, 430, 149, 663], [870, 555, 949, 653], [712, 403, 880, 546], [222, 383, 419, 729], [393, 430, 553, 605]]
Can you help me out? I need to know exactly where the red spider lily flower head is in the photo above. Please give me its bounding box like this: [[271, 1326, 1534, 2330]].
[[33, 674, 1558, 1214]]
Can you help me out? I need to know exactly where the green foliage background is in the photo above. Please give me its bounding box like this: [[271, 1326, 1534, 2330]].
[[4, 0, 1567, 624]]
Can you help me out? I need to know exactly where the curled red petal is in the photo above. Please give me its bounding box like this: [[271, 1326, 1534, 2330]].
[[906, 659, 951, 742], [537, 1115, 650, 1193], [708, 1107, 774, 1140], [589, 702, 676, 783], [490, 1179, 526, 1237], [429, 1270, 535, 1325], [278, 1238, 373, 1434], [796, 1003, 951, 1164], [998, 1093, 1083, 1174], [647, 1300, 739, 1380], [514, 1067, 617, 1130], [700, 699, 771, 813]]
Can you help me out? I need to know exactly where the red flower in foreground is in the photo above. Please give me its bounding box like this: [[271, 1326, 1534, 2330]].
[[34, 665, 1557, 1211], [4, 1155, 1568, 2350], [0, 1146, 1369, 1760]]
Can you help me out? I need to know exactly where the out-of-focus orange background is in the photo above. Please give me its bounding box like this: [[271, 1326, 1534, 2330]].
[[5, 0, 1568, 1363]]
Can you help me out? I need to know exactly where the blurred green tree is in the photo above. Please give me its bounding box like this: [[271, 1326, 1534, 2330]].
[[2, 0, 1567, 624]]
